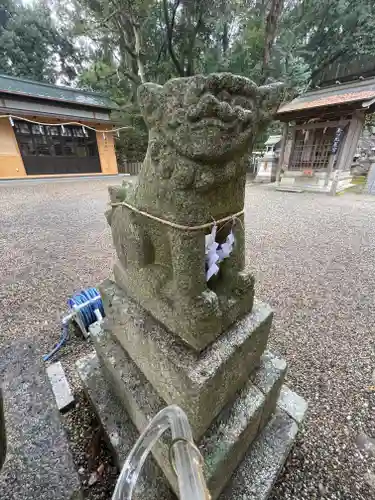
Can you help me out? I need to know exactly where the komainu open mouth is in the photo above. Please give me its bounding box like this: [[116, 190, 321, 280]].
[[190, 117, 238, 131], [187, 93, 253, 127]]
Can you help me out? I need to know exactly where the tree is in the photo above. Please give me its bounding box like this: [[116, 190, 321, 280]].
[[262, 0, 284, 81], [162, 0, 217, 77], [0, 0, 79, 83], [73, 0, 161, 100], [72, 0, 290, 158], [66, 0, 375, 159], [279, 0, 375, 86]]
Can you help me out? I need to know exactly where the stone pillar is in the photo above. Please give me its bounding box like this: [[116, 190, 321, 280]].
[[78, 73, 307, 500]]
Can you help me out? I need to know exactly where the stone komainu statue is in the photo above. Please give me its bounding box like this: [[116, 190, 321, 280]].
[[107, 73, 281, 351]]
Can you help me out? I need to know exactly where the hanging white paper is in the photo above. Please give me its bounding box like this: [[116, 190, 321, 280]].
[[205, 225, 220, 281], [217, 229, 235, 263], [205, 226, 235, 281]]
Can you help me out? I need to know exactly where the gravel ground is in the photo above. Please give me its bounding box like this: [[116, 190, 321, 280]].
[[0, 178, 117, 499], [245, 185, 375, 500], [1, 177, 375, 499]]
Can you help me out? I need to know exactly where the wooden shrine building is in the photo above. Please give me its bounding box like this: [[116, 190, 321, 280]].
[[0, 74, 118, 179], [276, 77, 375, 194]]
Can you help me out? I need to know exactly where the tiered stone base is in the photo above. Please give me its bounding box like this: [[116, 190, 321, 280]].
[[77, 353, 306, 500], [77, 280, 307, 499], [100, 280, 274, 440]]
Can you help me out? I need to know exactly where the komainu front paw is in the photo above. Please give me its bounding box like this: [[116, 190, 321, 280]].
[[193, 289, 220, 317], [233, 271, 254, 296], [108, 185, 127, 203], [105, 208, 113, 226]]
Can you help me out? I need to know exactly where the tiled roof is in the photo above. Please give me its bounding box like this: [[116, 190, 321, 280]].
[[265, 135, 282, 145], [278, 77, 375, 115], [0, 74, 117, 110]]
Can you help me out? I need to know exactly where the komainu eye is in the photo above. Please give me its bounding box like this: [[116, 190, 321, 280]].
[[232, 96, 252, 109], [217, 90, 232, 103]]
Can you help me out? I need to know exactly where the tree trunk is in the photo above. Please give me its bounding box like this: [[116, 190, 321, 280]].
[[133, 23, 146, 83], [162, 0, 184, 76], [223, 21, 229, 55], [262, 0, 284, 82]]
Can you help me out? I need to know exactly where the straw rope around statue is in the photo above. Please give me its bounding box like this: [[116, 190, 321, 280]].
[[110, 200, 244, 232], [110, 200, 245, 282]]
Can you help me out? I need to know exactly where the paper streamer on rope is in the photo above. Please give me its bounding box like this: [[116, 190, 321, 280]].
[[205, 226, 235, 281], [0, 114, 132, 134], [205, 225, 220, 281], [217, 230, 235, 262]]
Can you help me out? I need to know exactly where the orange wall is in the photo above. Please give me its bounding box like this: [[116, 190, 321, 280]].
[[96, 128, 118, 174], [0, 116, 118, 178], [0, 119, 26, 178]]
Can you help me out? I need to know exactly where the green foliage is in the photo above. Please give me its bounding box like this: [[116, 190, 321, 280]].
[[227, 20, 264, 83], [116, 126, 148, 163], [113, 103, 149, 162], [280, 0, 375, 85], [0, 0, 78, 82], [74, 0, 375, 157], [3, 0, 375, 157]]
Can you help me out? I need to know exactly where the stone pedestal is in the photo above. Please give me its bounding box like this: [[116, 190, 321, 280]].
[[101, 280, 272, 440], [77, 73, 307, 498], [77, 282, 306, 499], [277, 169, 353, 193], [77, 331, 306, 500], [255, 155, 278, 183], [255, 135, 282, 183]]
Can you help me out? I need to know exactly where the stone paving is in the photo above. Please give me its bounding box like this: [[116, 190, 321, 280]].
[[1, 177, 374, 499]]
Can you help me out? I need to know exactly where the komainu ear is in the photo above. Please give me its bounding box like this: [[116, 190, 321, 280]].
[[258, 81, 284, 116], [137, 83, 163, 126]]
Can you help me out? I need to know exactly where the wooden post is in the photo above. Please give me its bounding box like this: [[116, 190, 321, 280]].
[[330, 112, 365, 195], [325, 154, 335, 187], [276, 121, 289, 183]]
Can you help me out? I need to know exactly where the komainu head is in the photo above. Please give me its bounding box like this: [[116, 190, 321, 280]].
[[138, 73, 282, 163]]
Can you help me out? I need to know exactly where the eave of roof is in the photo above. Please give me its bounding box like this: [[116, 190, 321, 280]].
[[277, 77, 375, 116], [0, 73, 118, 110], [0, 106, 114, 124]]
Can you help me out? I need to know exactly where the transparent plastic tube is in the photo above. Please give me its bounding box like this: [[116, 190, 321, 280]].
[[111, 405, 209, 500]]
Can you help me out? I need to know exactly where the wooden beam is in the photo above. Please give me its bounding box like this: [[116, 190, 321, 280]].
[[286, 127, 296, 170], [277, 103, 364, 123], [330, 111, 365, 195], [324, 154, 335, 187], [291, 120, 349, 131], [276, 122, 289, 182]]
